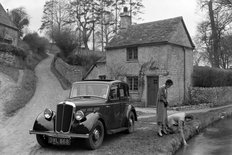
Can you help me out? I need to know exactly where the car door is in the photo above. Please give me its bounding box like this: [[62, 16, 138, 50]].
[[107, 83, 121, 129], [118, 83, 130, 126]]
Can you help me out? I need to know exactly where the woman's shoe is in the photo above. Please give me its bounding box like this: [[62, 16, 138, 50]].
[[157, 132, 163, 137]]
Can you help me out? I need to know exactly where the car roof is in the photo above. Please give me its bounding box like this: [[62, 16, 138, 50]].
[[72, 79, 127, 85]]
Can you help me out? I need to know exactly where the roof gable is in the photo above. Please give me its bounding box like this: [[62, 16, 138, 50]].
[[106, 16, 194, 50], [0, 3, 18, 30]]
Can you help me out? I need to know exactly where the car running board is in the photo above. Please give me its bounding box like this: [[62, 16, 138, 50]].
[[107, 127, 128, 134]]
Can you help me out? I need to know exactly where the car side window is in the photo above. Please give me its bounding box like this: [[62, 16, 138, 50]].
[[109, 85, 119, 101], [119, 84, 129, 99]]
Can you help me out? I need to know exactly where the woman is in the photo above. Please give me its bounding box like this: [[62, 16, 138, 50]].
[[167, 112, 194, 145], [156, 79, 173, 137]]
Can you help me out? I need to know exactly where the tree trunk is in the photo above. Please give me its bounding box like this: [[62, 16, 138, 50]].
[[208, 0, 220, 68]]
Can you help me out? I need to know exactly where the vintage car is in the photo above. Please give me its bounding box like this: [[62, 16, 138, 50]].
[[29, 80, 137, 150]]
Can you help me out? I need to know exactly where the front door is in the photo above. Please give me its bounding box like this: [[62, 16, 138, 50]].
[[147, 76, 159, 107]]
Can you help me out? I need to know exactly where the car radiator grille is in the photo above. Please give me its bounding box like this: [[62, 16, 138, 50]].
[[56, 103, 74, 132]]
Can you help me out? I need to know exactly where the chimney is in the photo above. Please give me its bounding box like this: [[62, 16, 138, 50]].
[[120, 7, 131, 30]]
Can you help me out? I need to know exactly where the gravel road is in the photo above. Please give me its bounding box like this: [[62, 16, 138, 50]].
[[0, 54, 69, 155]]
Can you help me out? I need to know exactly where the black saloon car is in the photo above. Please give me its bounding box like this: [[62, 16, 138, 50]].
[[29, 80, 137, 150]]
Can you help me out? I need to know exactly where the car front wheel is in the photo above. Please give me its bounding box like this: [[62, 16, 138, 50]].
[[86, 120, 104, 150], [36, 134, 49, 147], [126, 112, 135, 134]]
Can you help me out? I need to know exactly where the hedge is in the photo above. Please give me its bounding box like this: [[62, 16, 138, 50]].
[[192, 66, 232, 87]]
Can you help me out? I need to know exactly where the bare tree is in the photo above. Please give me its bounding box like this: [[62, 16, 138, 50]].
[[40, 0, 71, 39], [196, 0, 232, 67]]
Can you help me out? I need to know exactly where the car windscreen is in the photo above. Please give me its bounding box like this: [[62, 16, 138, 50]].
[[70, 83, 109, 99]]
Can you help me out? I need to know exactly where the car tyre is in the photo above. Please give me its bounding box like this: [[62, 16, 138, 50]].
[[86, 120, 104, 150], [126, 112, 135, 134], [36, 134, 49, 147]]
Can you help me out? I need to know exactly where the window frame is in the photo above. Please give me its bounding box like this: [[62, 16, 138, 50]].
[[126, 47, 138, 61], [127, 76, 139, 91]]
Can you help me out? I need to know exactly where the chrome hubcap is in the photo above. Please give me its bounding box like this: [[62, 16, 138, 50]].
[[93, 129, 100, 140]]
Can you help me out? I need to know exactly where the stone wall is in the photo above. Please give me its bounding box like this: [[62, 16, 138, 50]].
[[54, 57, 83, 83], [190, 87, 232, 106], [85, 63, 107, 80], [0, 26, 18, 46], [0, 51, 24, 68]]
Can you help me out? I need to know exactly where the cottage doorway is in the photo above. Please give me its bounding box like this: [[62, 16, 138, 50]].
[[147, 76, 159, 107]]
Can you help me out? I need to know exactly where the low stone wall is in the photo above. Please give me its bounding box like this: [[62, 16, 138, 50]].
[[0, 51, 24, 68], [190, 87, 232, 106], [169, 106, 232, 155], [54, 57, 83, 84]]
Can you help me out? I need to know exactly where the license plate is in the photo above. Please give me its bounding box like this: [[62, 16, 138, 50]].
[[48, 137, 71, 145]]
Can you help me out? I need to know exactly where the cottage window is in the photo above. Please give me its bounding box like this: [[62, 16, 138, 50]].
[[127, 47, 138, 61], [127, 76, 138, 91]]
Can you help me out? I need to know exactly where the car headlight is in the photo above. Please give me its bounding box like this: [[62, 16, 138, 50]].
[[44, 108, 53, 120], [75, 110, 84, 121]]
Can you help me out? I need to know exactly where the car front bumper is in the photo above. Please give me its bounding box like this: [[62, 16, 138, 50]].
[[29, 129, 89, 139]]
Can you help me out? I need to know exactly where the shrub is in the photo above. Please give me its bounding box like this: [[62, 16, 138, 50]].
[[0, 43, 27, 59], [65, 52, 102, 74], [3, 69, 37, 116], [192, 66, 232, 87], [52, 28, 79, 58], [23, 32, 49, 55]]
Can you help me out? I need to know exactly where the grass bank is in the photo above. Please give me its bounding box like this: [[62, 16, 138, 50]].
[[0, 65, 19, 82], [3, 69, 37, 116]]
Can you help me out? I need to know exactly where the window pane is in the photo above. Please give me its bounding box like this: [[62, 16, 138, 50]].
[[127, 76, 138, 91], [127, 77, 133, 90], [128, 51, 132, 60], [133, 50, 138, 59], [127, 47, 138, 60], [134, 77, 138, 90]]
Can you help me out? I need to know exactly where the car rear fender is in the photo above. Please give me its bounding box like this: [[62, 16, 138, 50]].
[[32, 112, 55, 132], [126, 105, 138, 121]]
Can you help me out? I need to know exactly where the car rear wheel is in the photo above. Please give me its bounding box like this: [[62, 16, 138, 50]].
[[86, 120, 104, 150], [126, 112, 135, 134], [36, 134, 49, 147]]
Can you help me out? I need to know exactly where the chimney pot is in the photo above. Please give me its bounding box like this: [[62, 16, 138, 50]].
[[120, 7, 131, 30]]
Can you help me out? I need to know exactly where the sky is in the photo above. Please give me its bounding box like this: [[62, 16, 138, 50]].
[[1, 0, 204, 37]]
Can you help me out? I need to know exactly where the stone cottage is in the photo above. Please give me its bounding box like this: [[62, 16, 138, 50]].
[[0, 3, 18, 45], [85, 9, 195, 107]]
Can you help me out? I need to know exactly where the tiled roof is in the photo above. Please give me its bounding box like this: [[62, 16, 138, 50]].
[[0, 3, 18, 30], [106, 16, 194, 49]]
